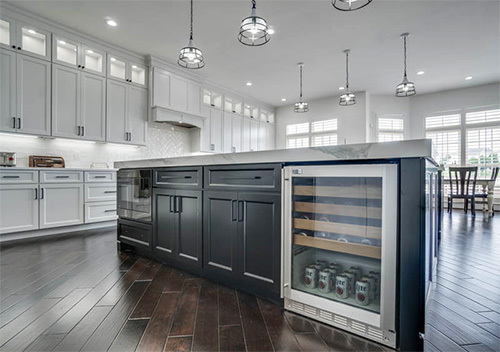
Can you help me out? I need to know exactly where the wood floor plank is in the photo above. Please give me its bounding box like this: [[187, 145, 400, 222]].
[[163, 269, 192, 293], [192, 279, 218, 352], [81, 281, 149, 352], [480, 311, 500, 324], [169, 278, 201, 337], [219, 325, 246, 352], [137, 260, 162, 281], [478, 322, 500, 338], [53, 305, 113, 352], [109, 318, 150, 352], [237, 290, 273, 351], [258, 298, 301, 352], [425, 324, 466, 352], [164, 336, 193, 352], [136, 292, 180, 352], [284, 311, 316, 333], [218, 286, 240, 326], [463, 343, 497, 352], [428, 293, 492, 324], [24, 333, 65, 352], [294, 332, 330, 352], [313, 321, 358, 352]]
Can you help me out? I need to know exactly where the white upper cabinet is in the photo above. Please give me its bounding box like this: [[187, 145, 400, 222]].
[[250, 119, 259, 152], [108, 54, 146, 87], [127, 85, 147, 146], [198, 106, 223, 153], [203, 89, 223, 109], [81, 72, 106, 141], [231, 113, 243, 153], [152, 67, 202, 117], [0, 50, 17, 133], [53, 35, 106, 76], [244, 103, 259, 120], [224, 96, 243, 115], [242, 118, 251, 152], [258, 121, 267, 151], [268, 112, 275, 125], [1, 15, 51, 61], [222, 113, 232, 153]]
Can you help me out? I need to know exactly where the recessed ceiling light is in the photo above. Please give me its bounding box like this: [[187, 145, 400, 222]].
[[132, 65, 137, 69], [110, 57, 116, 62], [246, 82, 252, 86], [465, 76, 473, 80], [58, 40, 66, 45], [417, 71, 425, 75], [86, 50, 94, 54], [281, 98, 287, 102], [339, 86, 345, 90], [268, 28, 275, 35], [104, 17, 118, 27], [28, 29, 36, 34]]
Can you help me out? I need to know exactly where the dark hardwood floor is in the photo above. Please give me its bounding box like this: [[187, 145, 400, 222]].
[[0, 210, 498, 352]]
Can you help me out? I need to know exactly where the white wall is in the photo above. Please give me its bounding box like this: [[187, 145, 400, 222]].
[[409, 83, 500, 139], [276, 92, 368, 149], [0, 122, 191, 168], [370, 95, 411, 141]]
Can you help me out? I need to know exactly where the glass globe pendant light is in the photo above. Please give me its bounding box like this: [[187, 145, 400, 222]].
[[395, 33, 416, 97], [238, 0, 270, 46], [332, 0, 373, 12], [178, 0, 205, 69], [294, 63, 309, 113], [339, 50, 356, 106]]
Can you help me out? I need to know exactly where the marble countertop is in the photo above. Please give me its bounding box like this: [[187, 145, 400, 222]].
[[114, 139, 437, 169], [0, 167, 117, 171]]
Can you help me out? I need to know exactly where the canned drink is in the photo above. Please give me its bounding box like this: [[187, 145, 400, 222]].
[[350, 266, 362, 282], [315, 260, 328, 269], [335, 274, 349, 299], [362, 275, 376, 300], [344, 270, 356, 294], [305, 265, 318, 289], [356, 279, 371, 306], [329, 262, 342, 272], [318, 269, 333, 293], [368, 271, 380, 297]]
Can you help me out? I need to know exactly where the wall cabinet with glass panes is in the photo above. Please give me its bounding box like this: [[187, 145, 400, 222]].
[[107, 54, 147, 87], [0, 15, 51, 61], [203, 89, 223, 109], [244, 103, 260, 120], [224, 96, 243, 116], [52, 35, 106, 76]]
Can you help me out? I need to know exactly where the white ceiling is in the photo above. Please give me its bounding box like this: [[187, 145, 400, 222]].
[[6, 0, 500, 107]]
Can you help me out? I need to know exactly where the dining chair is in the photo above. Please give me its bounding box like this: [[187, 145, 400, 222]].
[[475, 166, 499, 216], [448, 167, 478, 216]]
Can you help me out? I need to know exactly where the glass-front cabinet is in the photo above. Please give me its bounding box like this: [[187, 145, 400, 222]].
[[0, 16, 51, 60], [52, 35, 106, 76], [107, 54, 146, 86], [283, 164, 398, 348]]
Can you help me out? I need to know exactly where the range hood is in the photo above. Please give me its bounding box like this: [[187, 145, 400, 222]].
[[151, 106, 204, 129]]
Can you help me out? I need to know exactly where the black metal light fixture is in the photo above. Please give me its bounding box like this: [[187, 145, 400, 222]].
[[178, 0, 205, 69], [294, 63, 309, 113], [339, 50, 356, 106], [332, 0, 373, 12], [238, 0, 270, 46], [395, 33, 416, 97]]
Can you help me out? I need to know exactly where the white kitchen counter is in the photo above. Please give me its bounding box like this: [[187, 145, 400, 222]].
[[0, 167, 117, 171], [114, 139, 437, 169]]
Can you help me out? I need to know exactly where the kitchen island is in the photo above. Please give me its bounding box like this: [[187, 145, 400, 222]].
[[115, 139, 439, 351]]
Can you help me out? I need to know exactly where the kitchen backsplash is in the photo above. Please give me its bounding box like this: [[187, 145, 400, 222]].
[[0, 123, 191, 168]]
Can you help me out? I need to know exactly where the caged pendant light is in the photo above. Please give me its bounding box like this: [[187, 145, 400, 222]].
[[294, 63, 309, 113], [339, 50, 356, 106], [238, 0, 271, 46], [395, 33, 416, 97], [331, 0, 373, 12], [178, 0, 205, 69]]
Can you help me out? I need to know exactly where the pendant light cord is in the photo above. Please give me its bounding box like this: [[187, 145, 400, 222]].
[[403, 35, 407, 78], [190, 0, 194, 40], [345, 51, 350, 89], [252, 0, 257, 9], [300, 65, 303, 99]]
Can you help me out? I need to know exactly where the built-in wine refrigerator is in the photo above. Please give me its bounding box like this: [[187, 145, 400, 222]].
[[282, 164, 398, 348]]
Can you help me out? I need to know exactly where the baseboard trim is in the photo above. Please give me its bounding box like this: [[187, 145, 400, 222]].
[[0, 221, 117, 244]]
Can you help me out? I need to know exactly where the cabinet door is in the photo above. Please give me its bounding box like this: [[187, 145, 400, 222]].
[[187, 80, 202, 116], [52, 36, 80, 68], [222, 112, 232, 153], [127, 86, 147, 146], [232, 114, 243, 153], [0, 50, 16, 132], [106, 79, 128, 143], [16, 21, 51, 61], [266, 124, 275, 150], [203, 191, 239, 277], [39, 183, 84, 229], [0, 184, 39, 234], [153, 188, 176, 259], [16, 54, 51, 136], [130, 63, 147, 87], [175, 190, 202, 267], [242, 118, 251, 152], [52, 64, 80, 138], [237, 192, 281, 292], [0, 16, 15, 50], [81, 72, 106, 141], [107, 55, 127, 82], [258, 122, 267, 151], [210, 108, 223, 153], [170, 75, 188, 113], [152, 67, 170, 108], [250, 119, 259, 151], [82, 45, 105, 76]]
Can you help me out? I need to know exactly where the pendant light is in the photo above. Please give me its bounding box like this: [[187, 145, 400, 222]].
[[238, 0, 270, 46], [332, 0, 373, 12], [294, 63, 309, 113], [395, 33, 416, 97], [178, 0, 205, 69], [339, 50, 356, 106]]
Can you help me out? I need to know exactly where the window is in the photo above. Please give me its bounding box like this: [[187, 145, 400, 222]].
[[425, 113, 462, 166], [377, 115, 404, 142], [286, 119, 338, 149], [466, 109, 500, 125]]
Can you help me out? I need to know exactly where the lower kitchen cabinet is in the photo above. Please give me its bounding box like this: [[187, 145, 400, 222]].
[[85, 201, 117, 223], [118, 218, 152, 249], [153, 188, 202, 267], [39, 183, 84, 229], [0, 184, 39, 234]]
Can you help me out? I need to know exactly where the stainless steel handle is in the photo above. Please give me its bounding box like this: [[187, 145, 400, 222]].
[[17, 118, 21, 129], [104, 190, 117, 193], [220, 176, 262, 180], [170, 196, 175, 213], [55, 175, 70, 178], [231, 200, 237, 221], [77, 126, 81, 136], [104, 209, 117, 213], [237, 201, 244, 222], [2, 175, 20, 178], [175, 196, 182, 213]]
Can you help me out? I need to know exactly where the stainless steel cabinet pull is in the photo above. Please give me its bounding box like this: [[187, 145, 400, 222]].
[[104, 209, 116, 213], [55, 175, 70, 178], [220, 176, 262, 180], [170, 196, 175, 213], [104, 190, 117, 193], [175, 196, 182, 213], [237, 201, 244, 222], [231, 200, 237, 221], [2, 175, 20, 178]]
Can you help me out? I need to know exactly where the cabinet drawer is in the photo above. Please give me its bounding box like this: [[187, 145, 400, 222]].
[[154, 167, 202, 189], [40, 170, 83, 183], [85, 201, 117, 223], [0, 170, 38, 184], [85, 183, 117, 202], [85, 171, 116, 183], [118, 219, 151, 248], [204, 164, 281, 192]]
